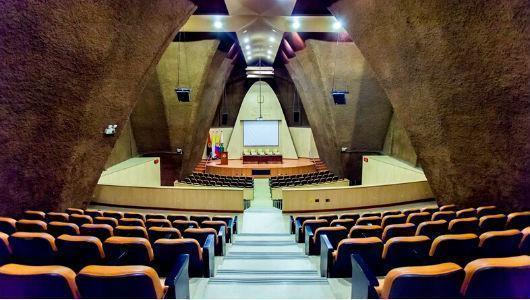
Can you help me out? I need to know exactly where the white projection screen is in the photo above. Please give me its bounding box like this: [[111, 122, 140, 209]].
[[243, 120, 279, 146]]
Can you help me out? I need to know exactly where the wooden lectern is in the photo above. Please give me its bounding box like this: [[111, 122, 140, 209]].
[[220, 152, 228, 165]]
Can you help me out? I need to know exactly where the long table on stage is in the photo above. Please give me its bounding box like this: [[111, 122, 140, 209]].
[[242, 154, 283, 164], [206, 158, 316, 177]]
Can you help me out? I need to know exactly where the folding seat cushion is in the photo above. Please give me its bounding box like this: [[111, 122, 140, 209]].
[[381, 214, 407, 228], [448, 217, 479, 234], [65, 208, 84, 215], [46, 212, 69, 223], [148, 227, 181, 244], [146, 219, 172, 228], [47, 222, 80, 237], [114, 225, 148, 239], [355, 216, 382, 226], [361, 212, 381, 218], [102, 211, 124, 220], [119, 217, 145, 227], [478, 229, 523, 258], [432, 210, 456, 222], [420, 206, 439, 214], [339, 213, 359, 221], [173, 220, 199, 233], [154, 238, 204, 277], [9, 232, 57, 265], [476, 205, 500, 217], [382, 223, 416, 242], [327, 237, 383, 277], [83, 209, 103, 218], [56, 235, 105, 271], [307, 226, 348, 255], [0, 217, 17, 235], [330, 219, 355, 231], [439, 204, 457, 211], [506, 211, 530, 230], [76, 265, 167, 299], [318, 214, 338, 224], [456, 208, 477, 218], [16, 219, 47, 232], [348, 225, 383, 239], [94, 216, 119, 227], [383, 236, 431, 270], [402, 208, 421, 216], [124, 212, 146, 221], [145, 213, 166, 220], [190, 215, 211, 225], [478, 214, 507, 233], [103, 236, 154, 266], [69, 214, 93, 226], [406, 212, 432, 226], [415, 220, 447, 240], [521, 227, 530, 255], [0, 232, 11, 266], [375, 263, 464, 299], [461, 255, 530, 298], [23, 210, 46, 221], [168, 214, 189, 223], [429, 234, 479, 267], [0, 264, 79, 298], [80, 224, 113, 241], [381, 210, 401, 217]]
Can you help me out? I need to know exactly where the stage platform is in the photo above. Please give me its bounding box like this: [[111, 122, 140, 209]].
[[205, 158, 317, 177]]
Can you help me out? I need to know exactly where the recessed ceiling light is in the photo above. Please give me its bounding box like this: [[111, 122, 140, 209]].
[[269, 36, 275, 42], [243, 37, 250, 44], [246, 51, 251, 56], [292, 21, 300, 30], [248, 56, 252, 60], [213, 21, 223, 29], [272, 29, 277, 32], [267, 55, 271, 60], [245, 45, 250, 50], [267, 49, 272, 54], [333, 20, 342, 30]]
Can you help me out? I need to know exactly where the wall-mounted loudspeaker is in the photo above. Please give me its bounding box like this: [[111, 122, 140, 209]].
[[175, 88, 191, 102], [221, 113, 228, 125], [331, 90, 349, 105]]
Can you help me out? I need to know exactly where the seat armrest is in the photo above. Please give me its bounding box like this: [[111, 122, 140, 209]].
[[290, 216, 295, 234], [295, 219, 303, 243], [320, 234, 333, 277], [218, 225, 226, 256], [233, 216, 238, 234], [304, 226, 314, 255], [202, 234, 215, 277], [165, 254, 190, 299], [350, 254, 378, 299]]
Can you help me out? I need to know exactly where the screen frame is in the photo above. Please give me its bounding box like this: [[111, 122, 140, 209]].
[[242, 120, 280, 147]]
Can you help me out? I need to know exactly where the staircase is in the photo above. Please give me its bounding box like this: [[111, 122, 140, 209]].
[[311, 158, 329, 172], [193, 158, 208, 173]]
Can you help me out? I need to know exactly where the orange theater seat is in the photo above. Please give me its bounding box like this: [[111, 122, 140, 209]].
[[184, 228, 223, 256], [190, 215, 211, 225], [80, 224, 113, 241], [16, 219, 47, 232], [381, 210, 401, 217], [23, 210, 46, 221], [56, 235, 105, 271], [119, 217, 145, 227], [148, 227, 181, 244], [448, 217, 478, 234], [406, 212, 431, 226], [361, 212, 381, 218], [402, 208, 421, 216], [456, 208, 477, 218], [154, 238, 206, 278], [173, 220, 199, 234], [76, 265, 167, 299], [124, 212, 146, 221], [301, 219, 328, 240], [506, 211, 530, 230], [46, 212, 69, 223], [340, 213, 360, 222], [318, 214, 338, 224], [382, 223, 416, 242], [330, 219, 355, 231], [521, 227, 530, 255], [476, 205, 500, 217], [382, 236, 431, 271], [348, 225, 383, 239], [102, 211, 124, 220], [145, 213, 166, 220], [0, 217, 17, 235], [9, 232, 57, 265], [0, 264, 79, 298], [420, 207, 439, 214], [478, 230, 522, 258], [167, 214, 188, 223], [83, 209, 103, 218], [69, 214, 93, 226], [47, 222, 80, 237], [375, 263, 464, 299], [327, 237, 383, 277], [415, 220, 447, 240], [93, 216, 119, 227], [293, 215, 316, 242], [65, 208, 84, 215], [355, 216, 382, 226], [104, 236, 153, 266], [429, 234, 479, 267], [307, 226, 348, 255], [0, 232, 11, 266], [114, 225, 148, 239], [439, 204, 456, 211], [432, 210, 456, 222], [381, 214, 407, 228], [146, 219, 172, 228], [461, 255, 530, 298], [478, 214, 507, 233]]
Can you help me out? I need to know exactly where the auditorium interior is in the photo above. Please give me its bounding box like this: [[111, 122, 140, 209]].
[[1, 0, 529, 299]]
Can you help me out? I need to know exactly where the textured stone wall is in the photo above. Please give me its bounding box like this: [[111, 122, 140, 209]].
[[0, 0, 196, 216], [330, 0, 530, 210], [383, 113, 418, 166], [285, 39, 393, 178]]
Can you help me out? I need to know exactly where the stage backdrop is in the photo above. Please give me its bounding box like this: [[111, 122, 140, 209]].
[[227, 81, 298, 159]]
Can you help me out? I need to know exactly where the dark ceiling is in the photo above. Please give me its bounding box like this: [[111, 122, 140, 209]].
[[191, 0, 331, 16]]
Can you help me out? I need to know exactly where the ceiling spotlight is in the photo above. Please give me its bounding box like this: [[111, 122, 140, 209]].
[[333, 20, 342, 30], [246, 51, 251, 56], [248, 56, 252, 60], [213, 20, 223, 29], [272, 29, 277, 32], [267, 55, 271, 60], [243, 37, 250, 44], [292, 21, 300, 30], [269, 36, 275, 42], [267, 49, 272, 54], [245, 45, 250, 50]]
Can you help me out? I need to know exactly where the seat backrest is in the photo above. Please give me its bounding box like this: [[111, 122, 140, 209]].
[[119, 217, 145, 227], [0, 264, 79, 298], [201, 220, 227, 234], [339, 213, 359, 222], [382, 223, 416, 242], [80, 224, 113, 241], [381, 210, 401, 217], [420, 207, 439, 214], [46, 212, 69, 223], [432, 211, 456, 222], [302, 219, 328, 234], [0, 232, 11, 266], [56, 235, 104, 271], [69, 214, 93, 226], [9, 232, 57, 265], [402, 208, 421, 216], [478, 214, 507, 233], [439, 204, 456, 211], [102, 211, 124, 220], [190, 215, 211, 225], [47, 222, 80, 237], [83, 209, 103, 219], [173, 220, 199, 233], [355, 216, 382, 226], [114, 225, 148, 239], [379, 263, 464, 299], [335, 237, 383, 275], [295, 215, 316, 225], [382, 236, 431, 268], [506, 211, 530, 230], [65, 208, 84, 215], [0, 217, 17, 235], [406, 212, 432, 225], [76, 265, 166, 299], [429, 234, 479, 266], [184, 228, 217, 245], [461, 255, 530, 298], [103, 236, 153, 266], [145, 219, 172, 228], [416, 220, 447, 240], [154, 238, 202, 277], [94, 216, 119, 227], [348, 225, 383, 239], [145, 214, 166, 220], [521, 227, 530, 255], [168, 214, 189, 223], [148, 227, 181, 244], [330, 219, 355, 231], [314, 226, 347, 247], [456, 208, 477, 219], [448, 217, 479, 234], [381, 214, 407, 228], [360, 212, 381, 218], [16, 219, 47, 232], [318, 214, 338, 224], [476, 205, 500, 218], [23, 210, 46, 221], [479, 229, 522, 258], [123, 212, 145, 221]]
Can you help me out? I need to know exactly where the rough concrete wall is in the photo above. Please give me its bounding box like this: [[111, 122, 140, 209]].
[[104, 121, 137, 169], [383, 113, 418, 166], [0, 0, 195, 216], [330, 0, 530, 210], [286, 39, 393, 178]]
